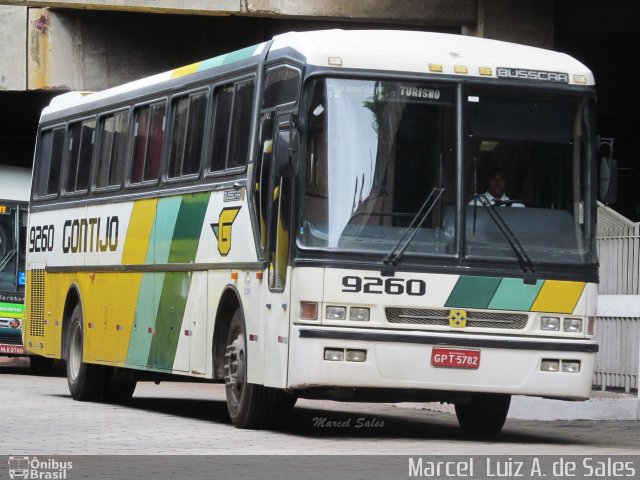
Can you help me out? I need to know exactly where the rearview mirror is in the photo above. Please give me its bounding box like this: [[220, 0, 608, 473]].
[[275, 127, 299, 178], [599, 138, 617, 204]]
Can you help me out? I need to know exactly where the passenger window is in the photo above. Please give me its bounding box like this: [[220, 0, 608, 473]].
[[66, 119, 95, 193], [209, 78, 255, 173], [263, 66, 300, 109], [96, 111, 129, 189], [35, 127, 65, 197], [131, 102, 166, 184], [168, 90, 207, 178]]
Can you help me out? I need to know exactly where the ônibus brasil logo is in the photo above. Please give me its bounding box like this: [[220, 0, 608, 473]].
[[8, 456, 73, 479]]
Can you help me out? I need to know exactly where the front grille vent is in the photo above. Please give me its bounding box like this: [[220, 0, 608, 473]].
[[0, 334, 22, 345], [385, 308, 528, 330], [28, 269, 45, 337]]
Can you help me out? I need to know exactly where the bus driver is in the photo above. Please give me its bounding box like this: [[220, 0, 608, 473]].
[[470, 168, 524, 207]]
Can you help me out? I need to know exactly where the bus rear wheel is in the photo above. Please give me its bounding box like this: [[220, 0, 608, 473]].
[[224, 309, 277, 428], [455, 393, 511, 436], [65, 304, 107, 401]]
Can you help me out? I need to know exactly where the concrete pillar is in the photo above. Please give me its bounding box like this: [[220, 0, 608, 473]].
[[0, 6, 27, 91], [463, 0, 555, 49], [27, 8, 76, 90]]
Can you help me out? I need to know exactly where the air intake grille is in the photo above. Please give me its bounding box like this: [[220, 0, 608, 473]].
[[385, 308, 528, 330], [29, 269, 45, 337]]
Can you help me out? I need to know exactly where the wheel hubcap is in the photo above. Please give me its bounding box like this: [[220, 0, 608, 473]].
[[224, 330, 246, 411], [69, 323, 82, 381]]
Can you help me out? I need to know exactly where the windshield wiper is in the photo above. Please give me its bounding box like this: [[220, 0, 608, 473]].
[[380, 187, 444, 276], [473, 194, 537, 284]]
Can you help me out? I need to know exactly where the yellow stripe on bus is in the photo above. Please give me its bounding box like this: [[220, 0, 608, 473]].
[[171, 62, 202, 78], [122, 198, 157, 265], [531, 280, 586, 314]]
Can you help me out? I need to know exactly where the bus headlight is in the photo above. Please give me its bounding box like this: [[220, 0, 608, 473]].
[[326, 306, 347, 320], [541, 359, 560, 372], [561, 360, 581, 373], [324, 348, 344, 361], [541, 316, 560, 331], [350, 307, 370, 321], [563, 318, 582, 332]]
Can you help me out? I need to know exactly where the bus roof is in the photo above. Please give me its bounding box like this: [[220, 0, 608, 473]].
[[271, 30, 593, 83], [42, 30, 594, 116], [0, 165, 31, 202]]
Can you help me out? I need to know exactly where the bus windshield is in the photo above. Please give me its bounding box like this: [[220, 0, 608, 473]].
[[298, 77, 596, 268], [0, 203, 26, 294]]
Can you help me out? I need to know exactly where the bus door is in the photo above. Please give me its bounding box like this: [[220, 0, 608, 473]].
[[262, 113, 294, 388]]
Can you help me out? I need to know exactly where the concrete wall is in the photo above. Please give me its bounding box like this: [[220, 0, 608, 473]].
[[463, 0, 554, 48], [1, 0, 477, 23], [0, 6, 27, 90]]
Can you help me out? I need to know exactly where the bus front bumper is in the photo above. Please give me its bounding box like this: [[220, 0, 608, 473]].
[[288, 326, 597, 400]]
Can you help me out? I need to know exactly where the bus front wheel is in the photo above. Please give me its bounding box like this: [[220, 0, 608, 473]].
[[455, 393, 511, 436], [65, 304, 106, 401], [224, 309, 277, 428]]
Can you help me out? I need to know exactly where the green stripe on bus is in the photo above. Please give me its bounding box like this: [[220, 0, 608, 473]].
[[222, 45, 259, 64], [168, 192, 211, 263], [199, 44, 258, 71], [151, 272, 192, 370], [127, 196, 181, 368], [488, 278, 544, 311], [445, 276, 502, 309], [149, 193, 210, 370]]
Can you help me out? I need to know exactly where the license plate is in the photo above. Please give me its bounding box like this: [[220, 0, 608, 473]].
[[0, 344, 26, 355], [431, 347, 480, 369]]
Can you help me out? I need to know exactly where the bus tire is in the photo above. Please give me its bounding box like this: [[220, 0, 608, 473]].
[[455, 393, 511, 436], [103, 370, 137, 404], [65, 304, 106, 401], [224, 309, 277, 428]]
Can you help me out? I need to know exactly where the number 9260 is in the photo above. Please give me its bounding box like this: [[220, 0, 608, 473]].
[[341, 276, 426, 296]]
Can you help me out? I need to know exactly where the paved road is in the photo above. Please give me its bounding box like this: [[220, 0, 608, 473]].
[[1, 358, 638, 456]]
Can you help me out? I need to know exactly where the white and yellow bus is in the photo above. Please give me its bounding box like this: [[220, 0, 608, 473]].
[[25, 30, 600, 435]]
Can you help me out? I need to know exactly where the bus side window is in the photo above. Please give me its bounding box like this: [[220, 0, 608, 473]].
[[35, 127, 65, 198], [262, 66, 300, 110], [209, 78, 255, 173], [65, 118, 96, 193], [96, 110, 129, 189], [130, 101, 166, 184], [168, 90, 207, 179]]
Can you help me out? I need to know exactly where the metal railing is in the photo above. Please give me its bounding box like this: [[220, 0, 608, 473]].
[[593, 316, 639, 393], [594, 204, 640, 393], [597, 224, 640, 295]]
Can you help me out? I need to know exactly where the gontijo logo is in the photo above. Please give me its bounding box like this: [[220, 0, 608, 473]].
[[8, 456, 73, 479], [211, 207, 241, 256]]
